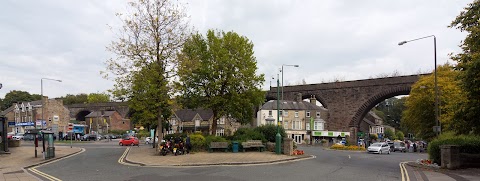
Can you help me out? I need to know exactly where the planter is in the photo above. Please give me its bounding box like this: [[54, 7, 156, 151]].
[[8, 140, 20, 147]]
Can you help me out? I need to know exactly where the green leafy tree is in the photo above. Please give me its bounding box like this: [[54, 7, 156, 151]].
[[402, 64, 466, 141], [375, 97, 406, 129], [87, 93, 111, 103], [103, 0, 189, 148], [384, 128, 395, 140], [395, 131, 405, 140], [176, 30, 265, 135], [58, 94, 88, 105], [449, 1, 480, 135], [1, 90, 42, 109]]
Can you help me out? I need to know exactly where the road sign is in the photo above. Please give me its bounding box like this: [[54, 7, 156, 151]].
[[8, 121, 15, 128], [68, 123, 73, 130], [433, 126, 441, 133]]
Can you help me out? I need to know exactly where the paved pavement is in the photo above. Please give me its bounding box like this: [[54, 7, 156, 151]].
[[2, 141, 480, 181], [0, 145, 81, 181], [125, 146, 311, 167], [405, 162, 480, 181]]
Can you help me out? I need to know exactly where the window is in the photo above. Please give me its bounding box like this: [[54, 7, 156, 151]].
[[216, 129, 224, 136], [279, 110, 283, 116], [284, 111, 288, 116], [268, 110, 272, 116], [293, 120, 301, 130], [294, 111, 299, 118], [283, 121, 288, 129], [306, 111, 310, 117], [306, 122, 310, 130], [316, 112, 321, 118], [314, 121, 324, 131], [217, 117, 225, 125]]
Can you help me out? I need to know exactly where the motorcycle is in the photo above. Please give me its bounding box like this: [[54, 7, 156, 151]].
[[174, 142, 185, 156], [160, 140, 173, 156]]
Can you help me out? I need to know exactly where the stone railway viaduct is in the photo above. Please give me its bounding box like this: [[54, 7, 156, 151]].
[[266, 74, 426, 140], [65, 74, 426, 141]]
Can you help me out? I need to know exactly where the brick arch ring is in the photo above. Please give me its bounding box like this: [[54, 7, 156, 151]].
[[349, 86, 411, 127]]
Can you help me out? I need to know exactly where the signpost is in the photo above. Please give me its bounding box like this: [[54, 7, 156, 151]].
[[68, 123, 73, 148]]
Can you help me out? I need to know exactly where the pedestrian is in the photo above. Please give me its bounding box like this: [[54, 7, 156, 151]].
[[185, 135, 191, 154], [413, 142, 417, 152]]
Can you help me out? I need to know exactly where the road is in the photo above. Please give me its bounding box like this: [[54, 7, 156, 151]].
[[29, 141, 427, 181]]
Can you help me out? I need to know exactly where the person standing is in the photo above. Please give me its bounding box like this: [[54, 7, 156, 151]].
[[185, 135, 191, 154]]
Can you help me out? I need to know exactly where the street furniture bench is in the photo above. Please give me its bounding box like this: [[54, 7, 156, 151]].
[[209, 142, 229, 152], [241, 140, 265, 152]]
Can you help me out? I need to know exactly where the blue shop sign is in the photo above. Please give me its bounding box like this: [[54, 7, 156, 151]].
[[8, 122, 15, 127], [16, 122, 35, 126]]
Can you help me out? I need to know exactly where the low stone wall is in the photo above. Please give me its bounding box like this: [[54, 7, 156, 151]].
[[267, 142, 275, 152], [441, 145, 480, 169], [283, 138, 293, 156]]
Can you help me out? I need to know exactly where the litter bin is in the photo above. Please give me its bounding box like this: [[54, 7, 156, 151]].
[[232, 141, 239, 153]]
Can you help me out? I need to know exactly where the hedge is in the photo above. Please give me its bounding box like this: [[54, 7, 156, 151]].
[[428, 134, 480, 165]]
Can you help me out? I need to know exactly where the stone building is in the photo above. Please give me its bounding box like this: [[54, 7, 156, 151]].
[[0, 97, 70, 137], [257, 95, 337, 144], [169, 109, 241, 136], [84, 111, 130, 134]]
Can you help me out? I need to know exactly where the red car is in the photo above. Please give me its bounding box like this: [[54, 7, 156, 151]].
[[119, 136, 139, 146]]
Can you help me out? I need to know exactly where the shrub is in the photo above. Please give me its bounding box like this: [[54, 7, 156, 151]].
[[190, 133, 206, 151], [232, 127, 266, 142], [428, 134, 480, 165], [205, 135, 228, 146], [369, 133, 378, 140], [253, 124, 286, 142], [164, 133, 187, 141], [395, 131, 405, 140], [330, 144, 366, 151]]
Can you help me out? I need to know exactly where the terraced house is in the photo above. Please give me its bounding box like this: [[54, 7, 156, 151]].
[[257, 95, 332, 144], [168, 109, 241, 136]]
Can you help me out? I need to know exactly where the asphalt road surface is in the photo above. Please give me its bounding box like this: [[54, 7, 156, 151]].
[[30, 141, 427, 181]]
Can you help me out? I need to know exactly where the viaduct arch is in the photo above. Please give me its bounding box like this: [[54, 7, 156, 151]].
[[266, 74, 426, 140]]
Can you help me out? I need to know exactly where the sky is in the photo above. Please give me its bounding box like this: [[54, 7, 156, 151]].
[[0, 0, 473, 99]]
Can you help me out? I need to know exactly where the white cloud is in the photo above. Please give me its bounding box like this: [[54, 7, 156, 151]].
[[0, 0, 472, 99]]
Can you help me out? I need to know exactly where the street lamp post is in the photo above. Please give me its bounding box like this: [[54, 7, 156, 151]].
[[281, 64, 300, 102], [398, 35, 440, 135], [275, 73, 282, 154], [41, 78, 62, 130]]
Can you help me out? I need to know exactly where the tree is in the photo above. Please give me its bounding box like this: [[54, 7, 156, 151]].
[[87, 93, 111, 103], [1, 90, 42, 109], [384, 128, 395, 140], [58, 94, 88, 105], [375, 97, 406, 130], [176, 30, 265, 135], [449, 1, 480, 135], [395, 131, 405, 140], [401, 64, 466, 141], [103, 0, 189, 148]]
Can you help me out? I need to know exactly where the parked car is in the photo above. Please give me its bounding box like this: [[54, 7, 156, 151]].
[[12, 133, 24, 140], [145, 137, 158, 144], [23, 134, 35, 141], [393, 142, 406, 152], [119, 136, 139, 146], [367, 142, 391, 154], [7, 132, 14, 140]]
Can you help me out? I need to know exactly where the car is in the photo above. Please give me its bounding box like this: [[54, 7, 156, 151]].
[[145, 137, 158, 144], [393, 142, 406, 152], [7, 132, 14, 140], [12, 133, 24, 140], [23, 134, 35, 141], [119, 136, 139, 146], [367, 142, 391, 154]]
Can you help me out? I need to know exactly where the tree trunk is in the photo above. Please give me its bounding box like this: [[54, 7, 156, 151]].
[[211, 111, 218, 136], [157, 107, 164, 153], [152, 128, 156, 149]]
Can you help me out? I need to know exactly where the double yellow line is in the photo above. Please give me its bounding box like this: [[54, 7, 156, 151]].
[[27, 148, 85, 181], [118, 147, 130, 164], [399, 162, 410, 181]]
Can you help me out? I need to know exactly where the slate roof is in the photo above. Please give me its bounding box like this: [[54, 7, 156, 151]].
[[1, 100, 43, 115], [260, 100, 327, 111], [175, 109, 213, 122], [85, 111, 117, 118]]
